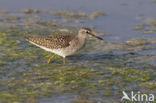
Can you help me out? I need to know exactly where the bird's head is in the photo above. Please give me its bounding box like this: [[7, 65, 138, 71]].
[[78, 27, 103, 40]]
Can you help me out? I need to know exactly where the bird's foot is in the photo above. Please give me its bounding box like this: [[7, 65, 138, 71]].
[[63, 57, 66, 65], [47, 54, 56, 64]]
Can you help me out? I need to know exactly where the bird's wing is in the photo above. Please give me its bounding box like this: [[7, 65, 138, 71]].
[[25, 35, 75, 49]]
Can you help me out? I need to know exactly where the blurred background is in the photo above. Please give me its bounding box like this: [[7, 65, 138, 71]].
[[1, 0, 156, 41], [0, 0, 156, 103]]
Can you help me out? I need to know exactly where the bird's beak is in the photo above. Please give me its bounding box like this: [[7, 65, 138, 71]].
[[89, 32, 104, 40]]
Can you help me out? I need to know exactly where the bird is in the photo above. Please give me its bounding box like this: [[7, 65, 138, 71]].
[[25, 27, 104, 65]]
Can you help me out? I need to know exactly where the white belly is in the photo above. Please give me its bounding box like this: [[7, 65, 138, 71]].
[[29, 41, 79, 58]]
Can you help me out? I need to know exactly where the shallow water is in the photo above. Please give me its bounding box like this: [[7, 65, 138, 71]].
[[0, 0, 156, 103]]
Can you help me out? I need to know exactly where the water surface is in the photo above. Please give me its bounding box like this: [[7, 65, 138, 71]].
[[0, 0, 156, 103]]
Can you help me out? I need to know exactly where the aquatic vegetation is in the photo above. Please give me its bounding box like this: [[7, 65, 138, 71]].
[[134, 18, 156, 34], [0, 10, 155, 103], [139, 82, 156, 90], [143, 29, 156, 34], [112, 68, 152, 82], [125, 38, 148, 46], [133, 24, 147, 31], [0, 10, 8, 14], [20, 9, 40, 14], [43, 10, 105, 23], [72, 96, 95, 103]]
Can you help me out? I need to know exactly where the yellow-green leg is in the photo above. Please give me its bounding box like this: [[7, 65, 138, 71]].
[[63, 57, 66, 65], [47, 54, 56, 64]]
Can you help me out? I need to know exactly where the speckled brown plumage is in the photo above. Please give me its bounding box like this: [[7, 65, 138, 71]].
[[25, 27, 104, 64], [25, 34, 75, 49]]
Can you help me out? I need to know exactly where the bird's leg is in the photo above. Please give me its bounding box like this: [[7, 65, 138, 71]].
[[63, 57, 66, 65], [47, 54, 56, 64]]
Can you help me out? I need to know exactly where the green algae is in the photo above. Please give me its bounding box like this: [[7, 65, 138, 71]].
[[134, 18, 156, 34], [43, 10, 105, 23], [112, 68, 153, 82], [5, 66, 99, 103], [37, 20, 62, 28], [0, 10, 155, 103], [72, 96, 94, 103], [20, 9, 41, 14], [124, 38, 155, 46], [139, 82, 156, 90], [102, 92, 113, 97], [0, 60, 6, 66], [0, 92, 22, 103]]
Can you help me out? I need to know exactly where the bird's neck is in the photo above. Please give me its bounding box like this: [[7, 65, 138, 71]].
[[76, 34, 86, 49], [77, 34, 86, 41]]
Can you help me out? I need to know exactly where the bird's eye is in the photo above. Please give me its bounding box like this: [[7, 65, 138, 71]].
[[86, 30, 90, 33]]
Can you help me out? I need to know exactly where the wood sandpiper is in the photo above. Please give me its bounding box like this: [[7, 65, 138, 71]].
[[25, 27, 104, 65]]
